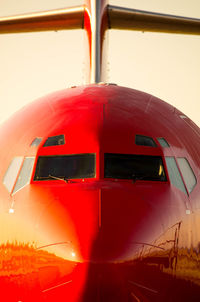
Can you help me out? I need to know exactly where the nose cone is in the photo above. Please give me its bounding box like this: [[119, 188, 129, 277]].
[[89, 186, 157, 262], [80, 184, 167, 302], [30, 182, 164, 301], [36, 183, 156, 262], [79, 185, 161, 302], [34, 184, 100, 262], [81, 262, 129, 302]]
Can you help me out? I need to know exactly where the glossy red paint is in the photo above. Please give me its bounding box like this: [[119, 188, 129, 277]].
[[0, 84, 200, 301]]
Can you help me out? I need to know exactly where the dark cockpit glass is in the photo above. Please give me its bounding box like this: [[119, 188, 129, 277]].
[[135, 135, 157, 147], [104, 153, 166, 181], [43, 135, 65, 147], [34, 154, 95, 181]]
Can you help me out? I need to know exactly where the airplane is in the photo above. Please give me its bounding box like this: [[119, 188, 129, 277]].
[[1, 0, 200, 301]]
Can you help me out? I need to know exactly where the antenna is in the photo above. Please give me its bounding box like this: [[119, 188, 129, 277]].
[[0, 0, 200, 84]]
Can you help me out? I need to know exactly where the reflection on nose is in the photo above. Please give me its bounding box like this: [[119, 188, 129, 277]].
[[1, 180, 167, 302], [81, 262, 132, 302]]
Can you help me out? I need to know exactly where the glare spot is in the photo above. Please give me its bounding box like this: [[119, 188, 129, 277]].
[[9, 208, 14, 214], [72, 252, 76, 257], [159, 165, 163, 176], [180, 115, 187, 119]]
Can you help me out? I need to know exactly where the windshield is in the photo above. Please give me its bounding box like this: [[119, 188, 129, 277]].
[[34, 154, 95, 181], [104, 153, 166, 181]]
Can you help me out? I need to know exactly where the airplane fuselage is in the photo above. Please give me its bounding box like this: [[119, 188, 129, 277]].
[[0, 84, 200, 301]]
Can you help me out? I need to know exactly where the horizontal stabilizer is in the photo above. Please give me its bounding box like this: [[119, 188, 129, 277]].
[[0, 6, 84, 34], [108, 5, 200, 35], [1, 4, 200, 36], [1, 1, 200, 83]]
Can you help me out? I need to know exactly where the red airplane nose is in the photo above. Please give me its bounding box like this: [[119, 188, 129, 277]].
[[38, 184, 158, 299], [34, 182, 156, 262], [3, 181, 167, 302]]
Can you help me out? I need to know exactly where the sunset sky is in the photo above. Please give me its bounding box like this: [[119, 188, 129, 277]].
[[0, 0, 200, 125]]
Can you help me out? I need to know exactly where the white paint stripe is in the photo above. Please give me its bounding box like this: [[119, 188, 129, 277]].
[[128, 280, 158, 294], [42, 280, 72, 293]]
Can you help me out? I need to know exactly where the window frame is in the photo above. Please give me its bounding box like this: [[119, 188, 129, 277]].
[[33, 153, 96, 181], [12, 157, 35, 194], [30, 137, 43, 147], [3, 156, 35, 195], [135, 134, 157, 148], [176, 157, 197, 194], [165, 156, 188, 195], [104, 153, 167, 182], [3, 157, 24, 194], [43, 134, 65, 147], [157, 137, 170, 148]]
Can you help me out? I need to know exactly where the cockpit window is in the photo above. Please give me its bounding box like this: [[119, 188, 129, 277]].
[[3, 157, 23, 193], [43, 135, 65, 147], [30, 137, 42, 147], [165, 157, 187, 194], [177, 158, 196, 193], [3, 157, 35, 194], [13, 157, 35, 194], [157, 138, 170, 148], [104, 153, 166, 181], [34, 154, 95, 181], [135, 135, 157, 147]]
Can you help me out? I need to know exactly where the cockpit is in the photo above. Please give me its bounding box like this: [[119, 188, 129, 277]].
[[33, 153, 166, 182], [2, 134, 197, 196]]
